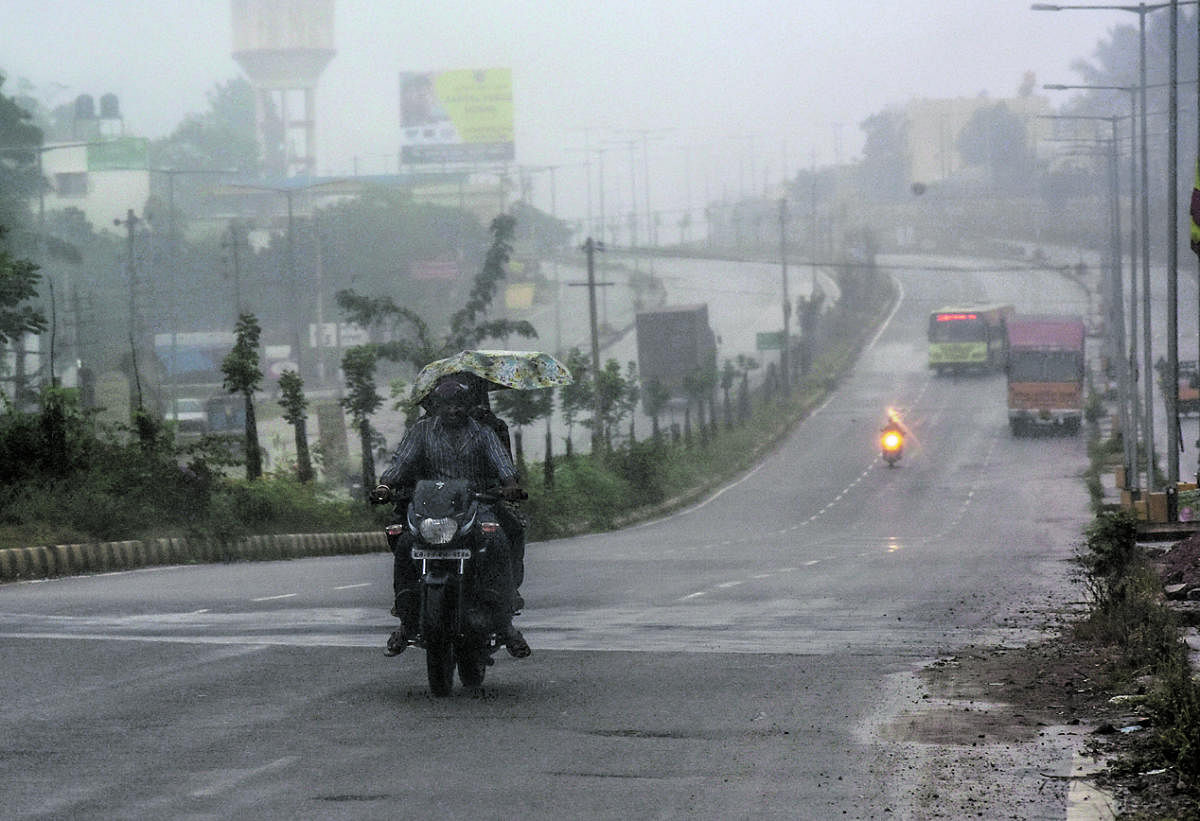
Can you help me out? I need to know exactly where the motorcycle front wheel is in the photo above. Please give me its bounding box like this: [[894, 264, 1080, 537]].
[[456, 641, 488, 688], [422, 586, 456, 697]]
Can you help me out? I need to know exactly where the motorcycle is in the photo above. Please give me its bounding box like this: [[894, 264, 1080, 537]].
[[382, 479, 522, 696], [880, 425, 904, 467]]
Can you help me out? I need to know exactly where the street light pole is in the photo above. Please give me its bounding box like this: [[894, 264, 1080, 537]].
[[1044, 83, 1144, 489], [1033, 1, 1200, 498], [1042, 114, 1135, 484], [1167, 1, 1181, 501], [1139, 3, 1157, 493]]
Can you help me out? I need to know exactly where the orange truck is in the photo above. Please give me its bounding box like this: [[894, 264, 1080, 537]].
[[1005, 315, 1086, 436]]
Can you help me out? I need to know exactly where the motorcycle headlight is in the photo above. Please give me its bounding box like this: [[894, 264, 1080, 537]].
[[418, 517, 458, 544], [882, 432, 902, 450]]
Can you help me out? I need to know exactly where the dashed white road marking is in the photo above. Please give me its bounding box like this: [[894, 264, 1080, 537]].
[[189, 755, 301, 798], [251, 593, 298, 602], [333, 583, 370, 590]]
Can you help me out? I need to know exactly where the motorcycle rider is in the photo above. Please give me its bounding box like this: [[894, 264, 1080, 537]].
[[880, 408, 908, 461], [881, 407, 906, 436], [461, 377, 528, 611], [373, 374, 530, 659]]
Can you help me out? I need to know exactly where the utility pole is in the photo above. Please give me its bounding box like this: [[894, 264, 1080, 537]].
[[573, 237, 613, 453], [223, 219, 245, 317], [114, 208, 143, 411], [779, 198, 791, 395]]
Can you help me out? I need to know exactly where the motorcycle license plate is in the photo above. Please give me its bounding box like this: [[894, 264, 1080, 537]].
[[411, 548, 471, 560]]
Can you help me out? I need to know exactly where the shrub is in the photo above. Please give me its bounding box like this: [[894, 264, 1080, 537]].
[[525, 457, 632, 538], [1080, 510, 1140, 595]]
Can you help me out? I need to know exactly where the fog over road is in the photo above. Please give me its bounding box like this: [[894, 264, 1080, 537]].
[[0, 255, 1096, 819]]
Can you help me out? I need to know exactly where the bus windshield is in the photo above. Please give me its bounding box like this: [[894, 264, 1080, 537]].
[[1008, 352, 1081, 382]]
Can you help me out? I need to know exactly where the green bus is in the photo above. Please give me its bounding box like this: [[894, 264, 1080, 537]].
[[927, 303, 1014, 375]]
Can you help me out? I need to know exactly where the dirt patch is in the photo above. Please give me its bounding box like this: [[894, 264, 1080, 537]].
[[896, 629, 1200, 819], [1156, 532, 1200, 590]]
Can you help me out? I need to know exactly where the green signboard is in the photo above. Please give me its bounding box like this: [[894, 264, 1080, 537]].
[[86, 137, 149, 171], [756, 331, 784, 351]]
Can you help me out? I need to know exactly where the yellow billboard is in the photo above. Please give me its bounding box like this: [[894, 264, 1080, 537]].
[[400, 68, 514, 165]]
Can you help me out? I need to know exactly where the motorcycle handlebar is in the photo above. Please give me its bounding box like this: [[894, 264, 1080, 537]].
[[475, 487, 528, 503], [372, 484, 527, 504]]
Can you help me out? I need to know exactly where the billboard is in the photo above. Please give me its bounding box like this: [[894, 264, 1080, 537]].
[[400, 69, 514, 165]]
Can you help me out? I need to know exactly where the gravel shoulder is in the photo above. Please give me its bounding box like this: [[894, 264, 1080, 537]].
[[860, 534, 1200, 819]]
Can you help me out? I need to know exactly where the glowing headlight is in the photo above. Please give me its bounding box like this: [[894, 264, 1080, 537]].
[[418, 517, 458, 544], [881, 432, 902, 451]]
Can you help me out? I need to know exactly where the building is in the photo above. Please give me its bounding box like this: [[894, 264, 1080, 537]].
[[904, 90, 1052, 186], [39, 136, 151, 231]]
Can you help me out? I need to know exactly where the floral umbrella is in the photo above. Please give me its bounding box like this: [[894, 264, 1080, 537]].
[[411, 349, 574, 403]]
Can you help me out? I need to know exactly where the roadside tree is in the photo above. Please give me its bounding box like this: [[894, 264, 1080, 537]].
[[277, 369, 313, 483], [492, 386, 552, 480], [335, 213, 536, 372], [341, 345, 383, 501], [641, 377, 670, 443], [221, 312, 263, 480], [0, 224, 45, 345], [558, 346, 592, 457]]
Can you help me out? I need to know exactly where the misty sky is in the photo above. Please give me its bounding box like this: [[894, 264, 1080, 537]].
[[0, 1, 1119, 224]]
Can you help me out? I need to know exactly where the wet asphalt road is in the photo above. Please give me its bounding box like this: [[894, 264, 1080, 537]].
[[0, 255, 1095, 819]]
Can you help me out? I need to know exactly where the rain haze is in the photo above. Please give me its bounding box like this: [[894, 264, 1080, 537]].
[[0, 0, 1121, 221]]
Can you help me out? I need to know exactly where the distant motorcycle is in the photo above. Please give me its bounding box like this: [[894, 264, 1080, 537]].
[[880, 423, 904, 468], [383, 479, 523, 696]]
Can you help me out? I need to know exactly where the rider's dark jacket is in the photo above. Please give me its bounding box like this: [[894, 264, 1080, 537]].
[[380, 415, 517, 489]]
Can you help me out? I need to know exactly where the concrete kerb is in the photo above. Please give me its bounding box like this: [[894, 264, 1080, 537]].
[[0, 548, 15, 579], [3, 529, 402, 584], [25, 547, 49, 577]]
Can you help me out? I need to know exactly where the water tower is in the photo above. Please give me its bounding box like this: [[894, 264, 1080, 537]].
[[231, 0, 336, 178]]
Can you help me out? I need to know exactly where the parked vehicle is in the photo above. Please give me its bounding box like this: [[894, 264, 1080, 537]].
[[1005, 315, 1086, 436], [635, 304, 717, 402], [166, 397, 209, 435], [384, 479, 524, 696]]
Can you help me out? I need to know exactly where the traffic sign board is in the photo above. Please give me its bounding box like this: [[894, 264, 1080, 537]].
[[756, 331, 784, 351]]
